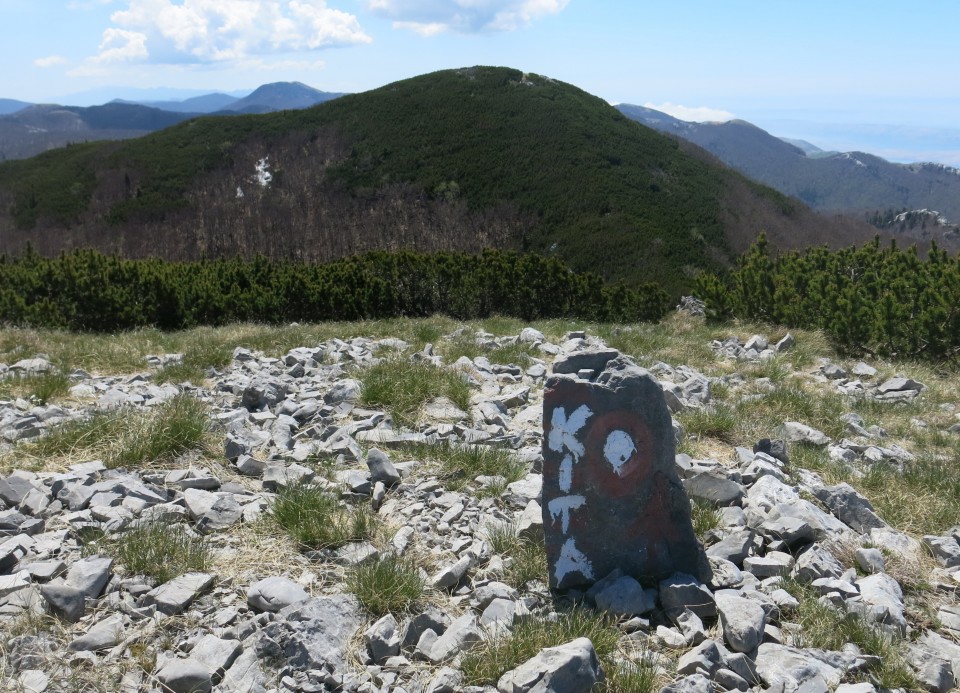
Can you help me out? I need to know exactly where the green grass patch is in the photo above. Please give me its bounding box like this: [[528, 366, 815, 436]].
[[488, 341, 539, 367], [348, 554, 425, 616], [0, 370, 71, 404], [679, 404, 739, 445], [154, 342, 232, 384], [109, 523, 210, 584], [859, 458, 960, 536], [484, 521, 548, 589], [359, 358, 471, 426], [9, 394, 210, 472], [272, 483, 377, 550], [110, 395, 210, 468], [734, 382, 846, 443], [397, 441, 527, 492], [691, 498, 721, 540], [461, 607, 653, 692]]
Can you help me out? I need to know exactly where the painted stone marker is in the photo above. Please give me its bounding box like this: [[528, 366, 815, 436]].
[[542, 353, 706, 590]]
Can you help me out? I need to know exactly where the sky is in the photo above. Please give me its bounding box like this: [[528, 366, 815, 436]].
[[1, 0, 959, 166]]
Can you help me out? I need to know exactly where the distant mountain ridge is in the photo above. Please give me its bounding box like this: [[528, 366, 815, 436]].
[[0, 82, 345, 161], [617, 103, 960, 236], [113, 93, 240, 114], [0, 98, 31, 116], [0, 66, 888, 296], [218, 82, 344, 114]]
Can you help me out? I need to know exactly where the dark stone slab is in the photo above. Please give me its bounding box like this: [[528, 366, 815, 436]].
[[542, 355, 708, 590]]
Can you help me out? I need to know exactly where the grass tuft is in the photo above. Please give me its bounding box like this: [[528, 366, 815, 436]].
[[484, 521, 548, 589], [461, 607, 654, 692], [679, 404, 739, 444], [398, 441, 528, 492], [272, 483, 377, 550], [110, 394, 210, 468], [110, 523, 210, 584], [359, 358, 471, 426], [8, 393, 210, 472], [154, 343, 231, 384], [0, 370, 72, 404], [691, 498, 721, 540], [348, 553, 425, 616]]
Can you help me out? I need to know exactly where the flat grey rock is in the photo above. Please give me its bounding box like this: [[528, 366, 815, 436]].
[[195, 494, 242, 533], [365, 613, 401, 664], [779, 422, 830, 447], [156, 659, 213, 693], [593, 575, 656, 616], [40, 584, 85, 623], [65, 555, 113, 600], [660, 573, 717, 621], [715, 589, 766, 653], [219, 648, 267, 693], [401, 607, 450, 649], [683, 472, 744, 507], [661, 673, 714, 693], [676, 639, 723, 677], [247, 576, 309, 612], [366, 448, 401, 487], [187, 635, 242, 681], [256, 594, 363, 676], [67, 614, 125, 652], [497, 637, 602, 693], [429, 613, 483, 663], [143, 572, 214, 615]]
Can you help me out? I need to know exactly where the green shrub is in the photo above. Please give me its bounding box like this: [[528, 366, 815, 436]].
[[697, 235, 960, 360], [0, 248, 670, 332]]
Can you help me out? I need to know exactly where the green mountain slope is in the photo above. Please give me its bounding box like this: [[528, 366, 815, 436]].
[[0, 67, 879, 295]]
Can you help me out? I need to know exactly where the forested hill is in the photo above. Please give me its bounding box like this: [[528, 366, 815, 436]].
[[0, 67, 881, 295]]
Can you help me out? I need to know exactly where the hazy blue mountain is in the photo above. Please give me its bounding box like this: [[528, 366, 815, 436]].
[[114, 93, 240, 113], [779, 137, 824, 155], [0, 103, 195, 160], [219, 82, 344, 113], [0, 98, 32, 115], [618, 103, 960, 228]]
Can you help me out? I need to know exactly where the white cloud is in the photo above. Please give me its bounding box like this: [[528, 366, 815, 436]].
[[643, 101, 735, 123], [34, 55, 69, 68], [87, 0, 370, 65], [93, 28, 149, 63], [392, 20, 447, 37], [367, 0, 570, 34]]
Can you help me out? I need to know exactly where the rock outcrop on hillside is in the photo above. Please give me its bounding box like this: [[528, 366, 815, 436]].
[[1, 325, 959, 692]]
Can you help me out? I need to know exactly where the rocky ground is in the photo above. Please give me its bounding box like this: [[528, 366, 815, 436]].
[[2, 316, 960, 693]]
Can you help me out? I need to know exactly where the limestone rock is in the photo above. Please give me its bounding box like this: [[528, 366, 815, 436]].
[[497, 637, 603, 693]]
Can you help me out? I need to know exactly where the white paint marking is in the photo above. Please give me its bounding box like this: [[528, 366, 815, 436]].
[[548, 494, 585, 534], [554, 536, 594, 583], [559, 454, 573, 492], [604, 429, 636, 476], [548, 404, 592, 458]]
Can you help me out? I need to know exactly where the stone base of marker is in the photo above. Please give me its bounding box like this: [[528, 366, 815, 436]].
[[542, 353, 709, 591]]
